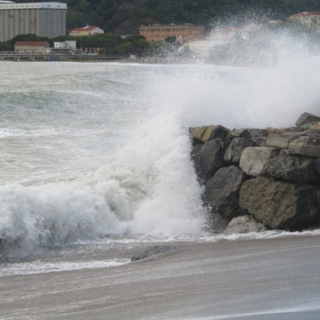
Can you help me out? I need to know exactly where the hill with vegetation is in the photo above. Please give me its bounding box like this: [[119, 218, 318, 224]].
[[13, 0, 320, 34]]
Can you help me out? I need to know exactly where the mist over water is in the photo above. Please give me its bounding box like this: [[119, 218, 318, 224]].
[[1, 31, 320, 257]]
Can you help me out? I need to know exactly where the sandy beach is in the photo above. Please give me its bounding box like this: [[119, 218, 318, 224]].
[[0, 235, 320, 320]]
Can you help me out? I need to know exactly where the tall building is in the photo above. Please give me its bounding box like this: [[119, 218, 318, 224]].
[[0, 2, 67, 42], [139, 24, 204, 44]]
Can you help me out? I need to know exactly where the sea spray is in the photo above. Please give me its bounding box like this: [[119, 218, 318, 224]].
[[1, 30, 320, 256], [93, 113, 206, 235]]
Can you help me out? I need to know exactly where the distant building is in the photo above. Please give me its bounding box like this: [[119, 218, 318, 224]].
[[139, 24, 204, 43], [0, 2, 67, 42], [54, 40, 76, 50], [50, 40, 77, 54], [290, 12, 320, 32], [70, 26, 104, 36], [14, 41, 49, 53]]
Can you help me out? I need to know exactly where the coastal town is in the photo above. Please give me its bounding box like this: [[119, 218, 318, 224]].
[[0, 0, 320, 61]]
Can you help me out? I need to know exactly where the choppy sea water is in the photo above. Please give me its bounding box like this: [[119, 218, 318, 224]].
[[1, 57, 320, 273]]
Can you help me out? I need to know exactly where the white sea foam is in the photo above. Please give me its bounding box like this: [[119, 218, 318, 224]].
[[1, 37, 320, 257], [0, 258, 130, 276]]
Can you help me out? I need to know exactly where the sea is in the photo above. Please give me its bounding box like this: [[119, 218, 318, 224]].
[[1, 54, 320, 319]]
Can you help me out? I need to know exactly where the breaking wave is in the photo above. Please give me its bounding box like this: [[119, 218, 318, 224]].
[[1, 30, 320, 257]]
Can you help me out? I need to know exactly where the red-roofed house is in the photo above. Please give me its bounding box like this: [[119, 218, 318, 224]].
[[290, 12, 320, 32], [14, 41, 50, 54], [70, 26, 104, 36]]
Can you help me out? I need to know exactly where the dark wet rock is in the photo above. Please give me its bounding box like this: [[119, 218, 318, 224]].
[[205, 166, 248, 219], [239, 147, 279, 177], [190, 125, 231, 144], [267, 154, 320, 183], [223, 215, 267, 236], [207, 213, 230, 234], [316, 158, 320, 174], [131, 246, 175, 262], [224, 137, 258, 164], [191, 139, 230, 182], [296, 112, 320, 128], [251, 136, 268, 147], [239, 177, 320, 230]]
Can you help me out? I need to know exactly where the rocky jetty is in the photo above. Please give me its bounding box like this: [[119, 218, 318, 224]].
[[190, 112, 320, 234]]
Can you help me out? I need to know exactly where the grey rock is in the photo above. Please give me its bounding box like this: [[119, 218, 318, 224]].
[[296, 112, 320, 128], [224, 137, 258, 163], [192, 139, 229, 182], [223, 215, 267, 236], [205, 166, 247, 219], [266, 132, 301, 149], [131, 246, 175, 261], [231, 129, 251, 138], [247, 129, 269, 137], [239, 177, 320, 230], [297, 123, 316, 132], [266, 129, 320, 157], [288, 135, 320, 158], [267, 154, 320, 183], [252, 136, 268, 147], [316, 158, 320, 174], [239, 147, 279, 177], [190, 125, 231, 144], [206, 213, 230, 234], [231, 128, 269, 139], [307, 123, 320, 132]]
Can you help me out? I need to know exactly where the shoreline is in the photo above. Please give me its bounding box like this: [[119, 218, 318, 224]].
[[1, 235, 320, 319]]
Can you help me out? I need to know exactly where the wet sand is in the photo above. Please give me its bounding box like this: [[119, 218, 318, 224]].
[[1, 235, 320, 320]]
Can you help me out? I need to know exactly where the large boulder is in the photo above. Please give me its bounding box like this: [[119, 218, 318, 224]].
[[239, 147, 278, 177], [267, 154, 320, 183], [190, 125, 231, 144], [191, 139, 229, 182], [224, 137, 258, 163], [223, 215, 267, 236], [295, 112, 320, 128], [239, 177, 320, 230], [205, 166, 247, 219]]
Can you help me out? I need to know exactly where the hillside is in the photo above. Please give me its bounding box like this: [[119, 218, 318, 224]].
[[14, 0, 320, 34]]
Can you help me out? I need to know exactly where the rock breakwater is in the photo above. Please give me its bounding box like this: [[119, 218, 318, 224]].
[[190, 112, 320, 234]]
